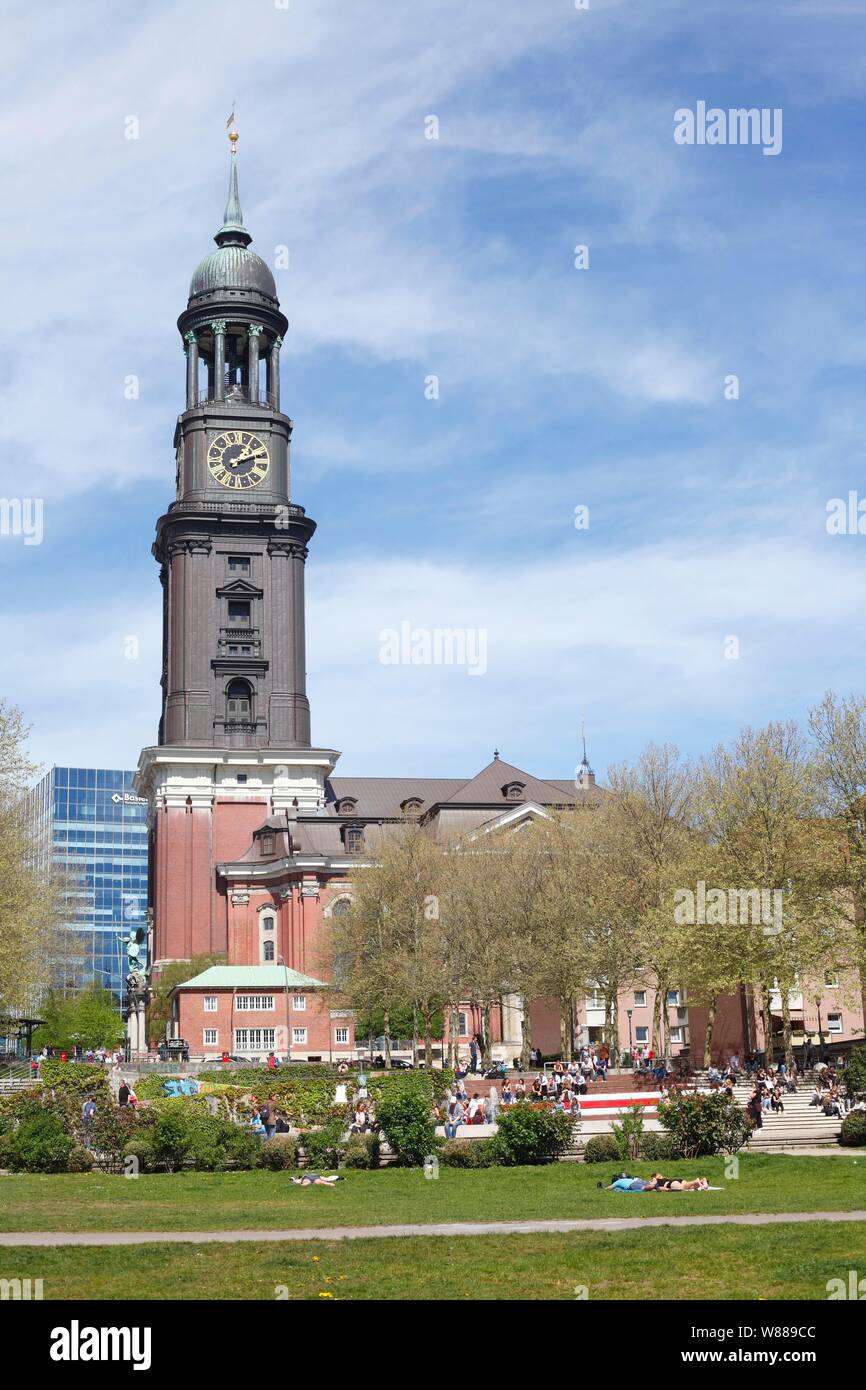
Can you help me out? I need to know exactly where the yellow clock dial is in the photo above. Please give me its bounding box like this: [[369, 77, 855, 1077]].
[[207, 430, 271, 490]]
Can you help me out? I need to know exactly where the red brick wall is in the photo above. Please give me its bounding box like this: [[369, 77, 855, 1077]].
[[178, 987, 355, 1059]]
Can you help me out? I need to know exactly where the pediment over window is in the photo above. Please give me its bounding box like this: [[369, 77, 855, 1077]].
[[216, 578, 263, 599]]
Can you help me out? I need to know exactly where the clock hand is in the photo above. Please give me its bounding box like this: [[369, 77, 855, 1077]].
[[230, 447, 267, 467]]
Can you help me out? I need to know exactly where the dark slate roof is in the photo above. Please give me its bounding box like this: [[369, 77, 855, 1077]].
[[325, 778, 466, 819], [442, 758, 576, 806], [324, 759, 597, 820]]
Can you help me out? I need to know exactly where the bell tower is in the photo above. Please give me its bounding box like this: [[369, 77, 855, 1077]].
[[136, 131, 340, 972]]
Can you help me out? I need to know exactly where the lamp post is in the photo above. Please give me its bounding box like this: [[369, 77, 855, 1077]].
[[279, 955, 292, 1062], [626, 1008, 634, 1059]]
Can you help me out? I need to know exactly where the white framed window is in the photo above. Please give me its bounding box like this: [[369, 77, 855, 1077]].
[[458, 1011, 468, 1036], [203, 1029, 218, 1046], [293, 1027, 307, 1045], [236, 995, 274, 1012], [234, 1028, 275, 1051], [334, 1027, 349, 1045], [633, 990, 647, 1007], [825, 974, 839, 989], [669, 1026, 683, 1044], [667, 989, 681, 1006], [204, 996, 218, 1013], [292, 994, 306, 1011], [635, 1026, 649, 1044], [828, 1014, 843, 1034]]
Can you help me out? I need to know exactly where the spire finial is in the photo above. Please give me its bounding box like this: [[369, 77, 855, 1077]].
[[493, 748, 500, 761], [215, 112, 252, 249]]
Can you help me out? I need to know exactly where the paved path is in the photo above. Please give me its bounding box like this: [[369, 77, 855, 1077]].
[[2, 1210, 865, 1246]]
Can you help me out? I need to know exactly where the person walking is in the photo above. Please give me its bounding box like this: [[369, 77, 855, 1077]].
[[118, 1080, 130, 1107]]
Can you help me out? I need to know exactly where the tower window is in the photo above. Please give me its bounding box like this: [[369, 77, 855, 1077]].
[[228, 556, 250, 574], [227, 600, 251, 626], [226, 679, 252, 723], [263, 940, 275, 962]]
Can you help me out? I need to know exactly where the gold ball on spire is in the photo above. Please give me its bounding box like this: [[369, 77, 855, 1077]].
[[229, 129, 239, 146]]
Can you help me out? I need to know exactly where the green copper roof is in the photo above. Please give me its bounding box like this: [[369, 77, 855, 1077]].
[[215, 144, 252, 249], [189, 244, 277, 300], [175, 965, 329, 991]]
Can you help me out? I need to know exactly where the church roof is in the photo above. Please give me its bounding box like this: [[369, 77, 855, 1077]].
[[324, 758, 600, 820], [188, 132, 277, 303], [189, 244, 277, 301]]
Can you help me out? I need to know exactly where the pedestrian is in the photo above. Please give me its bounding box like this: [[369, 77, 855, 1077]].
[[262, 1096, 277, 1141], [118, 1081, 130, 1106], [82, 1094, 97, 1151]]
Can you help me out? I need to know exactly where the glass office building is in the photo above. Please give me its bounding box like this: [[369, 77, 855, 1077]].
[[27, 767, 149, 1013]]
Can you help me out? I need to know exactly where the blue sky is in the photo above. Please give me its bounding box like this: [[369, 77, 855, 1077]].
[[2, 0, 866, 783]]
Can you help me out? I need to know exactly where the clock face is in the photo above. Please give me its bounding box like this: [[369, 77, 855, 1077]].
[[207, 430, 270, 490]]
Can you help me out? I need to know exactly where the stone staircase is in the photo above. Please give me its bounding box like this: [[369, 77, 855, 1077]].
[[731, 1084, 844, 1150]]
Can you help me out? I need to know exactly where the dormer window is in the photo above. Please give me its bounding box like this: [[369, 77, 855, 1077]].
[[337, 797, 358, 815], [503, 781, 525, 801], [343, 825, 364, 854], [260, 833, 274, 857], [400, 798, 424, 818]]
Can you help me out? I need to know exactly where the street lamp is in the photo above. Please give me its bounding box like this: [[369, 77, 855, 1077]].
[[626, 1008, 634, 1057], [278, 955, 292, 1062]]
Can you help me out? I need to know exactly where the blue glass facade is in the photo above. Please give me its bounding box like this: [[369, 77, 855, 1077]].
[[27, 767, 149, 1012]]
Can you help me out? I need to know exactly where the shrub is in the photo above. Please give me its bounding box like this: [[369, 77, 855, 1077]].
[[491, 1105, 575, 1166], [842, 1051, 866, 1103], [90, 1107, 142, 1174], [582, 1134, 621, 1163], [610, 1104, 645, 1161], [67, 1146, 94, 1172], [839, 1109, 866, 1147], [224, 1126, 262, 1171], [343, 1135, 378, 1169], [639, 1131, 678, 1162], [38, 1062, 108, 1096], [258, 1134, 299, 1170], [150, 1108, 193, 1171], [439, 1138, 497, 1168], [299, 1118, 346, 1169], [8, 1113, 74, 1173], [121, 1136, 154, 1174], [375, 1090, 437, 1167], [657, 1090, 752, 1158]]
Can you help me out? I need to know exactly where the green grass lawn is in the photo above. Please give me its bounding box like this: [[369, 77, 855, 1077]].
[[1, 1154, 864, 1233], [5, 1222, 865, 1300]]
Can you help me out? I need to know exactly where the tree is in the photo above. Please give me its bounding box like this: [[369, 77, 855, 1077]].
[[147, 955, 226, 1046], [0, 702, 70, 1014], [328, 823, 448, 1068], [605, 745, 696, 1061], [809, 690, 866, 1026], [32, 984, 125, 1052], [694, 721, 851, 1068]]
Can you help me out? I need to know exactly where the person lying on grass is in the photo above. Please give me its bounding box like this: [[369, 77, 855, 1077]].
[[599, 1172, 711, 1192], [291, 1174, 346, 1187]]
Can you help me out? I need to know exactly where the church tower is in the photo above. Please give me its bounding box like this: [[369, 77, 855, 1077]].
[[136, 132, 340, 973]]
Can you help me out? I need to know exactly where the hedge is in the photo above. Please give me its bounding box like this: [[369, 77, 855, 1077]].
[[839, 1109, 866, 1147]]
